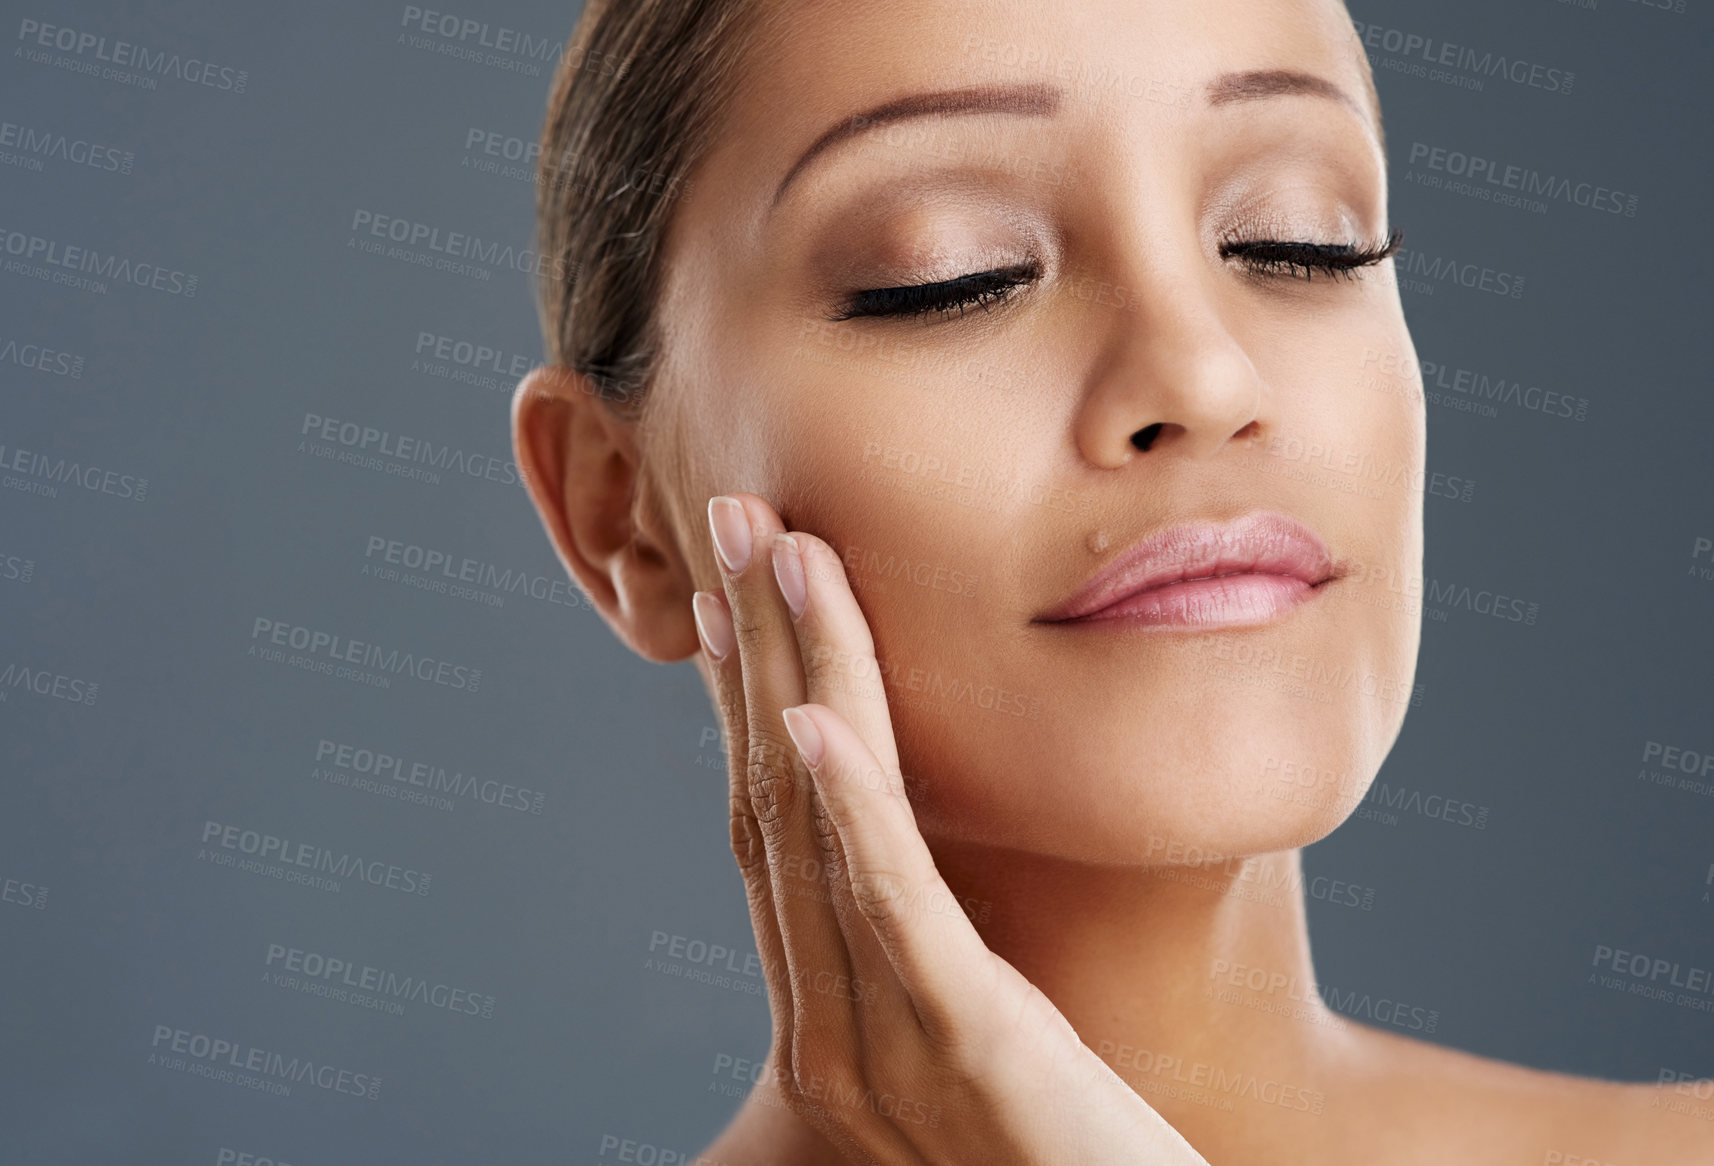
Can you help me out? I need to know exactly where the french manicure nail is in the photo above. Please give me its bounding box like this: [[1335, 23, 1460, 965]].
[[692, 591, 735, 660], [708, 496, 752, 573], [782, 706, 824, 768], [772, 534, 807, 619]]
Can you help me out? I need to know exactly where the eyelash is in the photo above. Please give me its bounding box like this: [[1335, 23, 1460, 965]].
[[1219, 227, 1404, 282], [830, 262, 1040, 322], [829, 227, 1404, 321]]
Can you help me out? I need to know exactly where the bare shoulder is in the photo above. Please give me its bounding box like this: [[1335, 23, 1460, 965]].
[[1350, 1025, 1714, 1165], [700, 1037, 1714, 1165]]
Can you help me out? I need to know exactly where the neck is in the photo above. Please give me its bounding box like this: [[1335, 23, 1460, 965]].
[[715, 839, 1387, 1165], [928, 838, 1359, 1145]]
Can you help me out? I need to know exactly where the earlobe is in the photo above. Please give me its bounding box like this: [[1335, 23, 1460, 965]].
[[510, 366, 700, 663]]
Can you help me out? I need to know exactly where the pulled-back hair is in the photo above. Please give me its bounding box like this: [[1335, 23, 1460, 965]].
[[535, 0, 762, 417]]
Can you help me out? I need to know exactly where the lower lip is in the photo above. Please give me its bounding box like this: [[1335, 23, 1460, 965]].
[[1049, 573, 1326, 629]]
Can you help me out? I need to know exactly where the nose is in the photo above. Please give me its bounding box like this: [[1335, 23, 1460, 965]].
[[1071, 254, 1265, 469]]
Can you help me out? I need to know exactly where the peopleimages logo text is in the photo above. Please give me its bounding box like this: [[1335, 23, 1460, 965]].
[[1350, 20, 1573, 94], [1392, 247, 1524, 298], [1408, 143, 1637, 217], [265, 943, 497, 1018], [0, 336, 85, 377], [16, 19, 249, 92], [299, 412, 525, 489], [0, 119, 133, 173], [315, 737, 547, 814], [0, 441, 147, 500], [0, 661, 99, 705], [250, 616, 483, 692], [149, 1025, 379, 1098], [398, 6, 584, 64], [349, 210, 566, 278], [201, 820, 432, 895], [0, 226, 197, 295]]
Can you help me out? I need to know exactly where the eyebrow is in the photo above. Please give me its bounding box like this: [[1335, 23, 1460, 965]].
[[770, 69, 1373, 212], [1207, 68, 1372, 124], [771, 82, 1063, 209]]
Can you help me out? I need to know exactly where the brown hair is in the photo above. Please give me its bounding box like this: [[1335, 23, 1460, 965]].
[[535, 0, 762, 419]]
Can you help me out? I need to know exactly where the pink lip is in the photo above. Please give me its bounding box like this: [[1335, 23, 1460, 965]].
[[1035, 512, 1342, 629]]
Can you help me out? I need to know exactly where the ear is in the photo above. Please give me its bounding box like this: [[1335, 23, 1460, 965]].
[[511, 366, 699, 663]]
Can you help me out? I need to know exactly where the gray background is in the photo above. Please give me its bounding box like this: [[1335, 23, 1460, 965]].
[[2, 0, 1711, 1162]]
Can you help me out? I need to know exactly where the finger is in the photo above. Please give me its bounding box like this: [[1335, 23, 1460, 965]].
[[775, 532, 902, 778], [784, 701, 999, 1044], [772, 533, 914, 1020], [709, 494, 859, 1076], [694, 587, 796, 1050]]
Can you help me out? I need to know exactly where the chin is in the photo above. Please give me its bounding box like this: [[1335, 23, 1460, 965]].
[[899, 665, 1396, 868]]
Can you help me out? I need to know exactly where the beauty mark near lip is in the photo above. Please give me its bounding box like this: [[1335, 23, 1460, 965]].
[[1035, 512, 1341, 629]]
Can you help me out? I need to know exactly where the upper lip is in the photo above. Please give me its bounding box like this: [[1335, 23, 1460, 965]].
[[1035, 512, 1342, 622]]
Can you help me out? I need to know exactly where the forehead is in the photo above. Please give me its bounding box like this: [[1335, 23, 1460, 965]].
[[735, 0, 1365, 128], [700, 0, 1373, 218]]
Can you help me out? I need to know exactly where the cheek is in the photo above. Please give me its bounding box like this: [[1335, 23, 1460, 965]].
[[745, 366, 1065, 836], [721, 306, 1424, 862], [897, 594, 1414, 861], [751, 324, 1061, 622]]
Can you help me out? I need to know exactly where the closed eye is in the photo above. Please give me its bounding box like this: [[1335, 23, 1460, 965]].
[[1220, 227, 1403, 281], [830, 261, 1040, 321], [825, 226, 1400, 322]]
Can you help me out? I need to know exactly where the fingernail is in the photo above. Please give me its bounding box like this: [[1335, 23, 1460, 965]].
[[708, 496, 752, 573], [692, 591, 734, 660], [782, 706, 824, 768], [772, 534, 806, 619]]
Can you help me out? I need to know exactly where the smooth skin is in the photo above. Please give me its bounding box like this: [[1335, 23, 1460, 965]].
[[694, 493, 1207, 1163], [512, 0, 1714, 1161]]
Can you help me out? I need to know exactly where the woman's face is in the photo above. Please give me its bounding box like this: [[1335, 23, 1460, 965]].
[[645, 0, 1424, 863]]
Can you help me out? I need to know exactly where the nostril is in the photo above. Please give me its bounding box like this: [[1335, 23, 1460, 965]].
[[1131, 423, 1163, 452]]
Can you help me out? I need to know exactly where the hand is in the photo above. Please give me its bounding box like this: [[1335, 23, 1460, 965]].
[[692, 493, 1209, 1166]]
